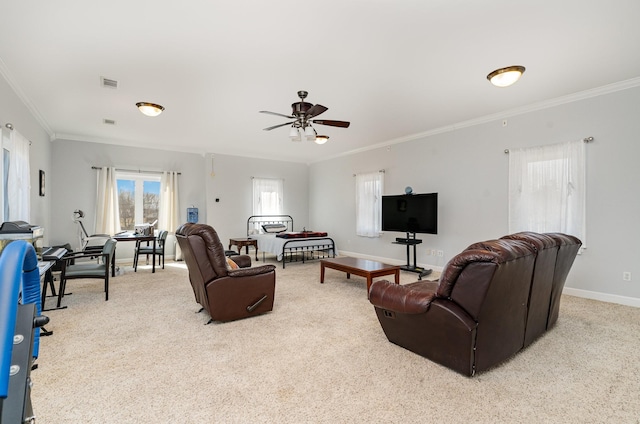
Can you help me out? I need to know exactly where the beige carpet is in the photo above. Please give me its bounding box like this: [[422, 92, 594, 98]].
[[32, 258, 640, 423]]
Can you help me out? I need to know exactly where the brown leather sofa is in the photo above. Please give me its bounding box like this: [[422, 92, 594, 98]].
[[369, 232, 581, 376], [176, 223, 276, 323]]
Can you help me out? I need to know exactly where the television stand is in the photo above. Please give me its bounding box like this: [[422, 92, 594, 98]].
[[392, 232, 432, 280]]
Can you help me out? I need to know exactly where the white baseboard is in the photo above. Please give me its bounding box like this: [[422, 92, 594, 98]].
[[562, 287, 640, 308], [340, 250, 639, 308]]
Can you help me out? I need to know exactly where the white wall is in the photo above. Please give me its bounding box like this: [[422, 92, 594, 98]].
[[49, 139, 207, 260], [47, 145, 309, 262], [4, 66, 639, 305], [310, 86, 640, 305], [204, 153, 309, 246], [0, 74, 52, 241]]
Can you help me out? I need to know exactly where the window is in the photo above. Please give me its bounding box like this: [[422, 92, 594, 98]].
[[252, 178, 283, 216], [508, 140, 586, 245], [0, 128, 30, 222], [355, 171, 384, 237], [116, 172, 161, 230]]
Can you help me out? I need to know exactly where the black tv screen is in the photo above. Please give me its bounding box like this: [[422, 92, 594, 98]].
[[382, 193, 438, 234]]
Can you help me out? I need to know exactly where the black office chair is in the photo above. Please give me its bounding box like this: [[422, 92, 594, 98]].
[[134, 230, 168, 271], [57, 238, 117, 307]]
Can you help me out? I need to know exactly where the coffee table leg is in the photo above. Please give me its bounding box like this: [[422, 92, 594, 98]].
[[320, 264, 325, 284], [346, 272, 351, 279], [395, 270, 400, 284]]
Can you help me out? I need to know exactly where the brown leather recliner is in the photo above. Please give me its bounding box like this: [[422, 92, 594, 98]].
[[176, 223, 276, 323], [369, 233, 581, 376]]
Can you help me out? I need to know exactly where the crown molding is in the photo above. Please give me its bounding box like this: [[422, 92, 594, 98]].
[[53, 132, 208, 156], [315, 77, 640, 164], [0, 56, 55, 139]]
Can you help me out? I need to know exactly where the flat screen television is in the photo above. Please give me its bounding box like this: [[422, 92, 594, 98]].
[[382, 193, 438, 234]]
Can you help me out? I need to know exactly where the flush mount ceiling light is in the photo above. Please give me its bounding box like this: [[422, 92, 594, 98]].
[[314, 135, 329, 145], [136, 102, 165, 117], [487, 65, 526, 87]]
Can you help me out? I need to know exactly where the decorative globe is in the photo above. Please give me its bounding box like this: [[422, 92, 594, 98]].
[[405, 186, 413, 195]]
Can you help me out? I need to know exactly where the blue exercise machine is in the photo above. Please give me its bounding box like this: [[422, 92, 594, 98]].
[[0, 241, 49, 423]]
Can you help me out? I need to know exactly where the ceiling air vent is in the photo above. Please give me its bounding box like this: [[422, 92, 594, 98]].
[[103, 119, 116, 125], [100, 77, 118, 89]]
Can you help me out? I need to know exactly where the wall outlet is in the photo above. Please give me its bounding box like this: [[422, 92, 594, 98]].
[[437, 250, 444, 257], [623, 272, 632, 281]]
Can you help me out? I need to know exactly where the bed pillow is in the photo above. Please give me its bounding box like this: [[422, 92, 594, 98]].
[[262, 224, 287, 233]]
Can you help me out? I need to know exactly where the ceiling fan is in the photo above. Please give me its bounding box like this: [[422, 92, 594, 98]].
[[260, 90, 350, 143]]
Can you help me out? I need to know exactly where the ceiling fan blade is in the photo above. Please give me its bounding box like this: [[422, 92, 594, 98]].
[[260, 110, 295, 119], [263, 121, 296, 131], [312, 119, 351, 128], [306, 104, 328, 119]]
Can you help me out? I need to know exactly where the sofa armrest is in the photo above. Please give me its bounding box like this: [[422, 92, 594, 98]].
[[369, 280, 438, 314], [228, 264, 276, 278], [230, 255, 252, 268]]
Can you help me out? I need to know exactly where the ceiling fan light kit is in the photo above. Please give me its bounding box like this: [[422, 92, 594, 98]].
[[261, 90, 350, 144], [136, 102, 165, 117], [289, 126, 302, 142], [304, 126, 316, 141], [487, 65, 526, 87]]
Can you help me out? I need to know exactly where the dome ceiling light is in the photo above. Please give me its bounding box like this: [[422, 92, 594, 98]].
[[487, 65, 526, 87], [136, 102, 165, 117]]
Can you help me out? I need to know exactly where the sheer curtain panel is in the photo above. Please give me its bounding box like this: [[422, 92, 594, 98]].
[[7, 130, 30, 221], [355, 171, 384, 237], [159, 171, 180, 233], [508, 139, 586, 246], [252, 178, 283, 216], [95, 167, 121, 235]]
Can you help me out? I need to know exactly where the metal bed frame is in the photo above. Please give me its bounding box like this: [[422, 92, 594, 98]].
[[247, 215, 336, 268]]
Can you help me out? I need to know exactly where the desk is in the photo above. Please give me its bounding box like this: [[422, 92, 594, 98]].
[[113, 233, 158, 273], [229, 238, 258, 261]]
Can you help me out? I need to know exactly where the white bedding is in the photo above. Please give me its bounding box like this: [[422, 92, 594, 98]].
[[251, 233, 337, 261]]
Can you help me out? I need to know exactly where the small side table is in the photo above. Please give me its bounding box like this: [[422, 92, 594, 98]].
[[229, 238, 258, 261]]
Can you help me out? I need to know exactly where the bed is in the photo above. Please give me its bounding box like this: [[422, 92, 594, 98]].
[[247, 215, 336, 268]]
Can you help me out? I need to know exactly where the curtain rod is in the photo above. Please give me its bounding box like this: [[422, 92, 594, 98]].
[[92, 166, 181, 175], [250, 176, 285, 180], [2, 122, 33, 145], [353, 169, 385, 177], [504, 137, 593, 154]]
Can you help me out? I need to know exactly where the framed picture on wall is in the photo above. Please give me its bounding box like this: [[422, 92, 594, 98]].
[[39, 170, 45, 196]]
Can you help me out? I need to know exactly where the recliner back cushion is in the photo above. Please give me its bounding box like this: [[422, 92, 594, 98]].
[[545, 233, 582, 328], [501, 232, 559, 345], [177, 223, 229, 277]]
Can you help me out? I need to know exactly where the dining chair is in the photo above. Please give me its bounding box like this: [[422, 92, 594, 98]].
[[134, 230, 168, 272], [57, 238, 117, 307]]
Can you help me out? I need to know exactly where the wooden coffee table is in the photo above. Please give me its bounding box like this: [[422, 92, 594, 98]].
[[320, 257, 400, 295]]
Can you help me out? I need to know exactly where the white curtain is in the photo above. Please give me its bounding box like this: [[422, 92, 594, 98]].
[[509, 139, 586, 246], [252, 178, 283, 216], [355, 171, 384, 237], [95, 167, 121, 235], [7, 130, 30, 221], [159, 171, 180, 233]]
